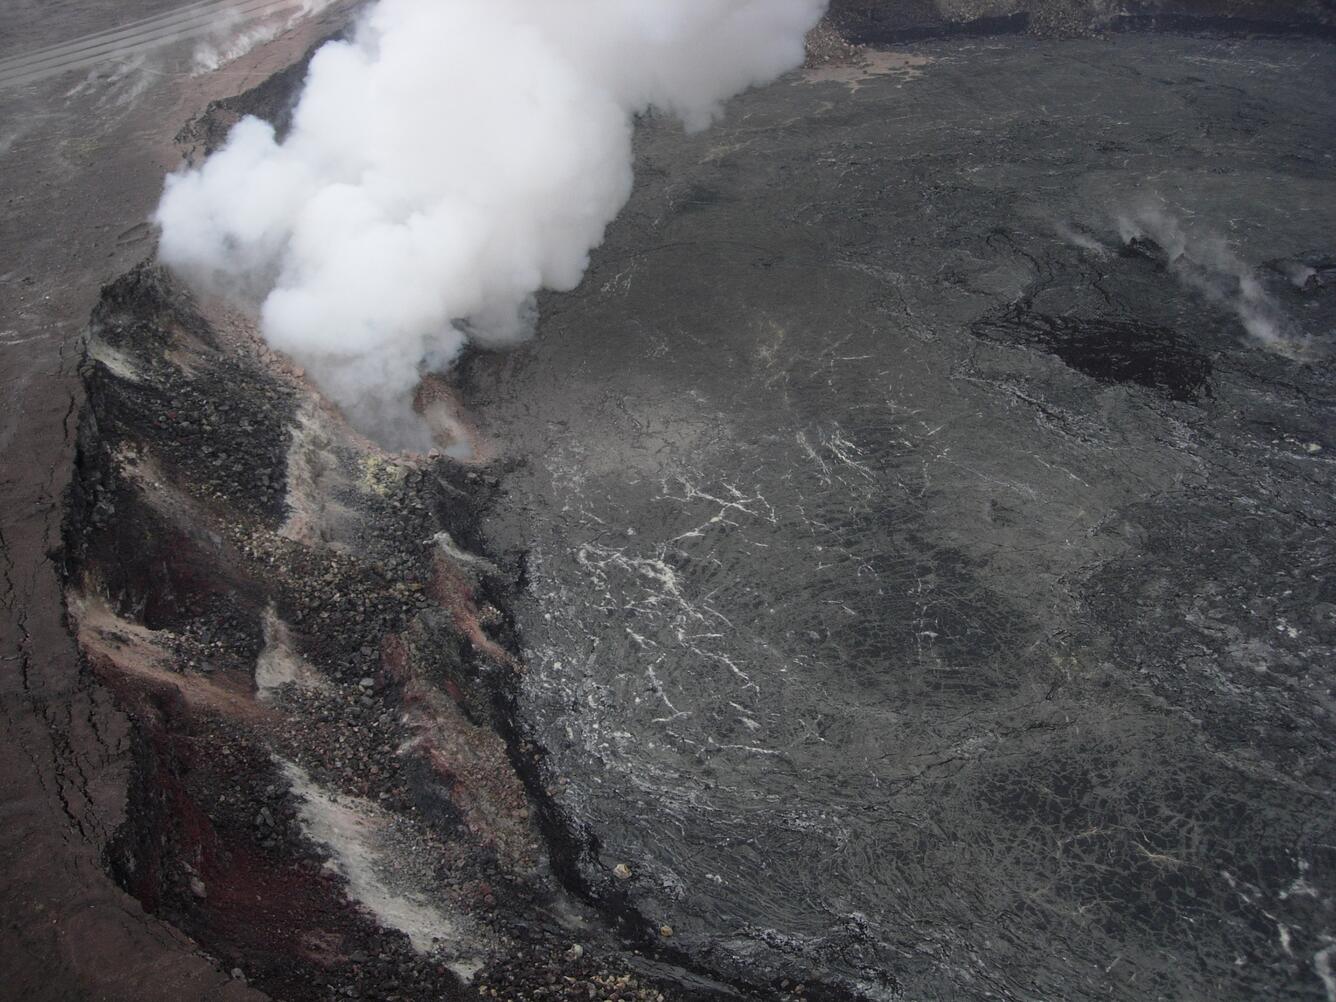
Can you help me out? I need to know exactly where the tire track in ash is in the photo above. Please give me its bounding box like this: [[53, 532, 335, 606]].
[[0, 0, 316, 90]]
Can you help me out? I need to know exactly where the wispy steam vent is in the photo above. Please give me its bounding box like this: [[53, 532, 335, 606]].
[[1115, 199, 1307, 357], [155, 0, 828, 448]]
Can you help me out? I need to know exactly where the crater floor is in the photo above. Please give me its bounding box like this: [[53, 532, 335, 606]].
[[460, 33, 1336, 1001]]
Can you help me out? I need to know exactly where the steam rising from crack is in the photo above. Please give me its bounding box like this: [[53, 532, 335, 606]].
[[156, 0, 828, 448], [1115, 200, 1307, 355]]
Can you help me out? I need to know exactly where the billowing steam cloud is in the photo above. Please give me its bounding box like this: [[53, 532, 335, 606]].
[[156, 0, 828, 447]]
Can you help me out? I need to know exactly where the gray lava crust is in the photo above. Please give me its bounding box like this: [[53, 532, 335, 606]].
[[458, 27, 1336, 1002]]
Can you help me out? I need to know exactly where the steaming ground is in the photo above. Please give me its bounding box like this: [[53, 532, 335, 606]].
[[458, 33, 1336, 1001], [154, 0, 827, 449]]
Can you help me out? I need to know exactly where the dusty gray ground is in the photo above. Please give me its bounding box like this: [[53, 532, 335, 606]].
[[461, 33, 1336, 1002]]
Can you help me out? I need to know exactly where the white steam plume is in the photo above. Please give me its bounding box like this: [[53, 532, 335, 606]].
[[1115, 200, 1307, 356], [156, 0, 828, 448]]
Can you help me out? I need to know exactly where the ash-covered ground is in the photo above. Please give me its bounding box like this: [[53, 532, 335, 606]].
[[6, 5, 1334, 1002]]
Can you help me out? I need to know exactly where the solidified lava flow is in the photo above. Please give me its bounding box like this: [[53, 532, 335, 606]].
[[36, 4, 1336, 1002]]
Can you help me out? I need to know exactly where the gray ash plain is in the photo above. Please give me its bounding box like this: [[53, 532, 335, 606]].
[[454, 33, 1336, 1002]]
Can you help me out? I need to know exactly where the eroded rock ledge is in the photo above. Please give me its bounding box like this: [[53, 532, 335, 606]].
[[68, 262, 784, 1001]]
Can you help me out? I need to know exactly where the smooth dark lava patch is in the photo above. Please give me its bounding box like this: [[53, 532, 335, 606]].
[[972, 305, 1214, 402]]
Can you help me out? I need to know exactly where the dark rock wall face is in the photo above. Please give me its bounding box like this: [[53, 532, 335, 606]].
[[67, 268, 474, 1000], [458, 32, 1336, 1002], [67, 266, 743, 1001]]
